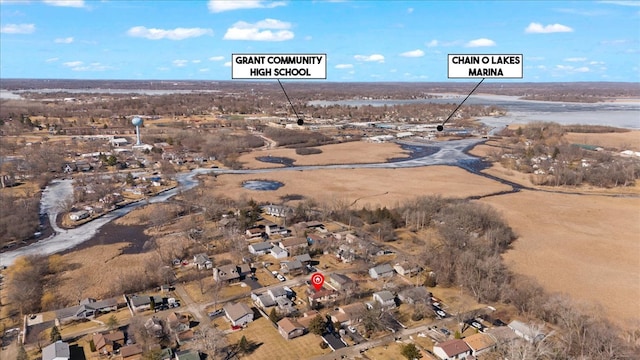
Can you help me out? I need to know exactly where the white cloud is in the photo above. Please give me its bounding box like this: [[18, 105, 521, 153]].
[[43, 0, 85, 7], [426, 39, 438, 47], [62, 60, 112, 71], [54, 37, 74, 44], [63, 61, 83, 67], [223, 19, 293, 41], [564, 57, 586, 62], [209, 56, 225, 61], [208, 0, 286, 13], [199, 68, 210, 72], [45, 57, 59, 63], [555, 64, 590, 73], [127, 26, 213, 40], [354, 54, 385, 63], [172, 60, 189, 67], [335, 64, 353, 69], [223, 61, 231, 67], [525, 22, 573, 33], [465, 38, 496, 47], [589, 60, 605, 65], [192, 60, 201, 64], [1, 23, 35, 34], [400, 49, 424, 57]]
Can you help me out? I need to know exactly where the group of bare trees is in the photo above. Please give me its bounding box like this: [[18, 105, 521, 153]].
[[492, 122, 640, 188]]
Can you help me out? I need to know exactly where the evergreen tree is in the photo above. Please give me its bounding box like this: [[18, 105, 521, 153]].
[[50, 325, 62, 343], [308, 315, 326, 335], [268, 308, 281, 323], [17, 345, 28, 360], [237, 335, 249, 354], [400, 343, 421, 360]]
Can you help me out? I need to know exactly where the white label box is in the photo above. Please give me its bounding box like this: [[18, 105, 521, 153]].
[[232, 53, 327, 79], [448, 54, 523, 79]]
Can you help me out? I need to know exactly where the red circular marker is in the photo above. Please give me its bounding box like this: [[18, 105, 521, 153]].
[[311, 272, 325, 291]]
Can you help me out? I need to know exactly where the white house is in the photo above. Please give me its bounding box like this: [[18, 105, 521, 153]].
[[69, 210, 90, 221], [372, 290, 396, 309], [369, 263, 395, 279], [433, 339, 472, 360], [248, 242, 273, 255], [193, 253, 213, 270], [463, 333, 496, 356], [508, 320, 546, 343], [223, 302, 254, 327], [270, 245, 288, 259], [42, 341, 70, 360]]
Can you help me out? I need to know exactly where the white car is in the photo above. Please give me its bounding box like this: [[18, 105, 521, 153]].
[[436, 310, 446, 318], [277, 274, 286, 282], [348, 325, 357, 333]]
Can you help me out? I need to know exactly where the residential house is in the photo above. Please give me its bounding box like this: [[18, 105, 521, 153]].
[[328, 273, 355, 291], [93, 331, 125, 354], [336, 244, 356, 263], [174, 350, 200, 360], [278, 237, 308, 254], [56, 297, 121, 324], [297, 310, 320, 329], [305, 221, 325, 231], [308, 288, 338, 308], [275, 297, 296, 315], [393, 262, 422, 277], [129, 295, 164, 313], [306, 233, 324, 246], [398, 286, 431, 305], [369, 264, 395, 279], [277, 317, 306, 340], [238, 263, 252, 278], [268, 287, 288, 301], [120, 344, 143, 360], [145, 317, 164, 337], [223, 302, 254, 327], [193, 253, 213, 270], [270, 245, 288, 260], [463, 333, 496, 356], [294, 253, 312, 265], [262, 221, 280, 236], [262, 204, 291, 218], [213, 264, 240, 283], [42, 341, 70, 360], [433, 339, 472, 360], [486, 326, 519, 346], [255, 293, 276, 308], [372, 290, 396, 309], [245, 227, 265, 240], [167, 315, 194, 344], [508, 320, 546, 343], [329, 303, 366, 326], [248, 242, 272, 255], [280, 259, 304, 275]]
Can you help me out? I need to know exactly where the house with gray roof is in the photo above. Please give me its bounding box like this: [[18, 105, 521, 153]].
[[223, 302, 254, 327], [42, 341, 70, 360], [398, 286, 431, 305], [248, 241, 273, 255], [280, 259, 304, 275], [373, 290, 396, 309], [369, 263, 395, 279], [193, 253, 212, 270], [213, 264, 240, 283], [55, 297, 120, 324]]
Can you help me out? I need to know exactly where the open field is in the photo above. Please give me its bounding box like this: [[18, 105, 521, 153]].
[[225, 316, 331, 360], [238, 141, 409, 169], [564, 130, 640, 151], [210, 166, 512, 209], [480, 190, 640, 329]]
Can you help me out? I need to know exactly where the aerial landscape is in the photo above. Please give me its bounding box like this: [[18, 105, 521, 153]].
[[1, 1, 639, 360]]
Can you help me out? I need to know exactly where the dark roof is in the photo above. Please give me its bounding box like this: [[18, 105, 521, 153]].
[[120, 344, 143, 358], [322, 333, 347, 350], [249, 242, 273, 251], [294, 254, 312, 263], [329, 273, 353, 285]]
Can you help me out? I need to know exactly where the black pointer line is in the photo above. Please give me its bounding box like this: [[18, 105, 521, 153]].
[[438, 77, 485, 131], [277, 79, 304, 126]]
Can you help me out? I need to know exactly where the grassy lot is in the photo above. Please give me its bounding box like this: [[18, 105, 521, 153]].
[[94, 308, 131, 327], [363, 341, 405, 360], [225, 317, 331, 360], [182, 278, 253, 304]]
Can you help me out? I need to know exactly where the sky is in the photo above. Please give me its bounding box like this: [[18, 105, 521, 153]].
[[1, 0, 639, 82]]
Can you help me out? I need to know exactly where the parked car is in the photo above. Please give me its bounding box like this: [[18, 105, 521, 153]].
[[271, 270, 279, 278], [348, 325, 357, 333], [277, 274, 286, 282], [439, 328, 450, 336]]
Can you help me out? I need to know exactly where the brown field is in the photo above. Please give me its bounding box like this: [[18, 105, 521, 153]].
[[225, 316, 331, 360], [480, 190, 640, 329], [237, 141, 409, 169], [564, 130, 640, 151], [210, 166, 512, 209]]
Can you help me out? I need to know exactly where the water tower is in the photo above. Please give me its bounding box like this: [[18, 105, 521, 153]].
[[131, 116, 143, 145]]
